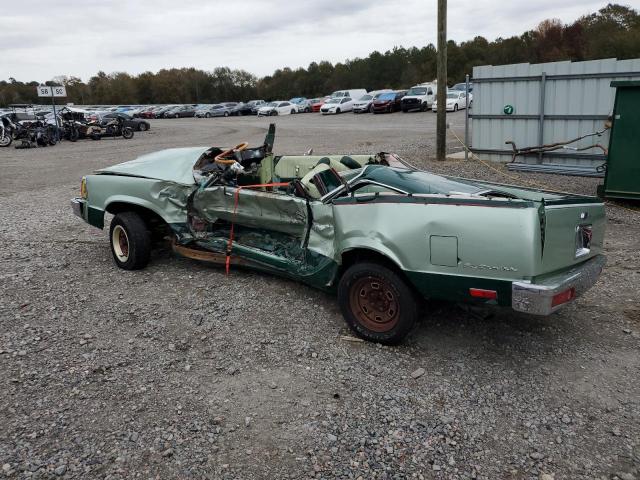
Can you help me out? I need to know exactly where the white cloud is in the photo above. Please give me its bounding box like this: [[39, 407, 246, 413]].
[[0, 0, 609, 82]]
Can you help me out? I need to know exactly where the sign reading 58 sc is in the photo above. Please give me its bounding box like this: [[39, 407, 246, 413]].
[[37, 85, 67, 97]]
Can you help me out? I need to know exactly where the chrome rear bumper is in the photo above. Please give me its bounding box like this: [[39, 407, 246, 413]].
[[512, 255, 606, 315]]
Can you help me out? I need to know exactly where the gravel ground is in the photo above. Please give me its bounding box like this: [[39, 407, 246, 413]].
[[0, 112, 639, 480]]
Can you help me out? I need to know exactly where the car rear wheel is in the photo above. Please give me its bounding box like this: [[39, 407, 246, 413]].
[[138, 123, 148, 131], [224, 111, 229, 117], [205, 113, 211, 118], [338, 262, 418, 344], [109, 212, 151, 270], [174, 113, 179, 118]]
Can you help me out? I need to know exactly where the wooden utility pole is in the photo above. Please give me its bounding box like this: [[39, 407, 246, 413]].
[[436, 0, 447, 160]]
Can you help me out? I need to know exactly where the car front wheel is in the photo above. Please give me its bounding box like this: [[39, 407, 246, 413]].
[[338, 262, 418, 344], [138, 123, 148, 131], [109, 212, 151, 270]]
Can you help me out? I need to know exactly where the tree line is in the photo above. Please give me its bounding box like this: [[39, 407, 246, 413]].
[[1, 3, 638, 107]]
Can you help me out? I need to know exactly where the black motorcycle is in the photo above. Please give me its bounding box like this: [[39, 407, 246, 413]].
[[61, 119, 80, 142], [13, 121, 57, 148], [90, 116, 134, 140]]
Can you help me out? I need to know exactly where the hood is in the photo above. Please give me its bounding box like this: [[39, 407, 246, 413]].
[[97, 147, 210, 185]]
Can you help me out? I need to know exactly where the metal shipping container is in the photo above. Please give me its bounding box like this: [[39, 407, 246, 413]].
[[599, 81, 640, 200]]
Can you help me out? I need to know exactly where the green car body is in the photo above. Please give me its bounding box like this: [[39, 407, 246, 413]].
[[72, 127, 605, 342]]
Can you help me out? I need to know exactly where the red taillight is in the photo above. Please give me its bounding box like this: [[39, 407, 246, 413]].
[[469, 288, 497, 300], [551, 288, 575, 307]]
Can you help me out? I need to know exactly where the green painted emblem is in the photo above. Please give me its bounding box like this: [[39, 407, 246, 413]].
[[503, 104, 514, 115]]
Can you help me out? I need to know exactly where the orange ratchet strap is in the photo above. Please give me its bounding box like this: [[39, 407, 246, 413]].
[[225, 182, 290, 275]]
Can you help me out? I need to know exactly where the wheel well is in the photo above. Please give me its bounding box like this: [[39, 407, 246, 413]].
[[338, 248, 422, 299], [340, 248, 401, 277], [105, 203, 170, 239]]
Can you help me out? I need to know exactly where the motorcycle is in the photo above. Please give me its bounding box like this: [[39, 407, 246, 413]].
[[13, 121, 58, 148], [61, 119, 81, 142], [0, 115, 15, 147], [90, 116, 134, 140]]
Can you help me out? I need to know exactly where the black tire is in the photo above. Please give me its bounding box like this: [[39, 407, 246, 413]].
[[174, 113, 179, 118], [1, 134, 13, 147], [138, 122, 149, 131], [291, 109, 296, 114], [109, 212, 151, 270], [224, 111, 229, 117], [336, 108, 341, 114], [421, 103, 429, 112], [91, 133, 101, 140], [205, 112, 211, 118], [122, 127, 134, 139], [454, 104, 458, 112], [469, 100, 473, 109], [69, 129, 79, 142], [338, 262, 418, 345], [271, 111, 278, 116]]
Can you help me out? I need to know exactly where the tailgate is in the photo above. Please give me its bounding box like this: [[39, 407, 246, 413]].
[[538, 200, 605, 276]]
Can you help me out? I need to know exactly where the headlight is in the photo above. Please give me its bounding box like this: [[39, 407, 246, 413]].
[[80, 177, 87, 199]]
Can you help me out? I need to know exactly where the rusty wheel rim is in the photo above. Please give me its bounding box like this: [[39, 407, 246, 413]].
[[112, 225, 129, 262], [349, 275, 400, 332]]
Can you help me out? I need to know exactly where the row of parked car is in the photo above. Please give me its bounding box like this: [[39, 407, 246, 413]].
[[1, 82, 473, 127], [134, 83, 473, 118]]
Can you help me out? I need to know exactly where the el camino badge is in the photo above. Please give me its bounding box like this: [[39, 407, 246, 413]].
[[463, 263, 518, 272]]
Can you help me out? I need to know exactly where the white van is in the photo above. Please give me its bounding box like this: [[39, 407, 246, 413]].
[[400, 82, 437, 112], [330, 89, 367, 100]]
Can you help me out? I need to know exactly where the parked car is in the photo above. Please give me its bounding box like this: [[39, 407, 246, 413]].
[[352, 94, 375, 114], [70, 125, 606, 345], [401, 83, 438, 112], [372, 91, 407, 113], [248, 100, 266, 114], [451, 82, 473, 93], [257, 101, 297, 116], [195, 105, 220, 118], [138, 106, 163, 119], [432, 91, 470, 112], [320, 97, 354, 114], [167, 105, 197, 118], [329, 89, 367, 100], [352, 90, 394, 113], [212, 103, 238, 117], [154, 105, 179, 118], [231, 100, 264, 116], [289, 97, 312, 113], [311, 96, 330, 112], [101, 113, 151, 131]]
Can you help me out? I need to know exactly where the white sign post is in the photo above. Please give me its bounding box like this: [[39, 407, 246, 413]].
[[37, 85, 66, 140], [37, 85, 67, 98]]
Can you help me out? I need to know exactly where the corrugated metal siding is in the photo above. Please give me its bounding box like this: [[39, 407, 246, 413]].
[[471, 58, 640, 166]]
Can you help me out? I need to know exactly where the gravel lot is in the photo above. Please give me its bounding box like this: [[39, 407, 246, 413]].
[[1, 112, 639, 480]]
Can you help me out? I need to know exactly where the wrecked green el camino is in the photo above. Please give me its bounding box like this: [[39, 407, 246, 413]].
[[71, 125, 606, 343]]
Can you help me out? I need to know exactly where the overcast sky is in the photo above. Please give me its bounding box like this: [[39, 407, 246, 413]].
[[1, 0, 609, 82]]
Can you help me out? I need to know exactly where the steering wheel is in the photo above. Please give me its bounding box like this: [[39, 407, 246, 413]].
[[214, 142, 249, 165]]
